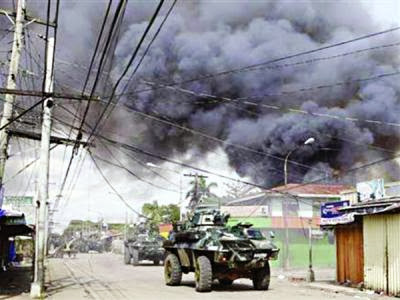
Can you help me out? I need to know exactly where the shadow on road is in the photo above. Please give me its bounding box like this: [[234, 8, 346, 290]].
[[45, 276, 79, 297], [179, 280, 258, 292], [0, 266, 32, 299]]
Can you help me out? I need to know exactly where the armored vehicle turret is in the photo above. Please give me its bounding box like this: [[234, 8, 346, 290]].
[[163, 208, 279, 292]]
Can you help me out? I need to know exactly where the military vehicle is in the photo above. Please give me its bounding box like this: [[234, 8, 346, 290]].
[[124, 221, 164, 266], [163, 208, 279, 292], [124, 233, 164, 265]]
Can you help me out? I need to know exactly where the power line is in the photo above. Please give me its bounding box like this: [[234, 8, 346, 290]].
[[97, 90, 394, 176], [0, 97, 46, 130], [53, 103, 398, 212], [76, 0, 117, 136], [92, 0, 178, 149], [98, 133, 400, 199], [88, 149, 147, 217], [115, 26, 400, 97], [86, 0, 165, 142], [3, 144, 58, 184], [58, 0, 127, 198], [91, 146, 180, 193], [117, 0, 178, 98], [87, 0, 179, 161], [142, 69, 400, 128], [115, 144, 180, 187]]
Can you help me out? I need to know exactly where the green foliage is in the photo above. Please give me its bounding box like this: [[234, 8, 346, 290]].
[[186, 177, 218, 206], [62, 220, 100, 238], [141, 201, 180, 227], [108, 223, 125, 232]]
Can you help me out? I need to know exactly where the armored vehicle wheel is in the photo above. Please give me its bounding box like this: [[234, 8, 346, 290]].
[[153, 259, 160, 266], [218, 278, 233, 286], [124, 247, 131, 265], [252, 263, 270, 290], [132, 249, 139, 266], [195, 256, 212, 292], [164, 253, 182, 286]]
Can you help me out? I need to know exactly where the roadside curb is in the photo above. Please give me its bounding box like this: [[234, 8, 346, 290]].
[[304, 282, 380, 298]]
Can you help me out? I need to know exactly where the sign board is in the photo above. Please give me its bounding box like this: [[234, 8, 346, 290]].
[[4, 216, 26, 225], [3, 196, 35, 225], [311, 229, 324, 239], [320, 200, 353, 225], [356, 179, 385, 202]]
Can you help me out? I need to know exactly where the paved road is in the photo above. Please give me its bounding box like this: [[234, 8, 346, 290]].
[[39, 253, 392, 300]]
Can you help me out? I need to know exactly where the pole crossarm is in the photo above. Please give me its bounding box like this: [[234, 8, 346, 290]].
[[0, 8, 56, 27], [0, 87, 99, 101], [7, 128, 92, 147]]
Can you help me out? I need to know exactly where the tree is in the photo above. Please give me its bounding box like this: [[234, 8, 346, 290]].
[[141, 201, 180, 227], [223, 182, 261, 200], [186, 176, 218, 208]]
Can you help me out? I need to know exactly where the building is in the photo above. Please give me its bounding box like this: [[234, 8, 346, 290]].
[[0, 196, 35, 270], [0, 209, 33, 270], [2, 196, 35, 225], [321, 180, 400, 296], [221, 183, 349, 268]]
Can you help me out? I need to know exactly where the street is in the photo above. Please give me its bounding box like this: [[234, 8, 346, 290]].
[[15, 253, 386, 300]]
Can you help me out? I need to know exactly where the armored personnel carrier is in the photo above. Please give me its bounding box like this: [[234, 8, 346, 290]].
[[124, 222, 164, 266], [163, 208, 279, 292]]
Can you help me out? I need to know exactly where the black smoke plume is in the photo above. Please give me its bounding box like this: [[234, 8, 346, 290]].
[[6, 1, 399, 188]]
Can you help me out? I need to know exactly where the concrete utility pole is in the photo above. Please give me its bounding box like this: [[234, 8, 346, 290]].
[[0, 0, 25, 186], [124, 210, 128, 240], [184, 173, 208, 212], [30, 37, 55, 298], [306, 219, 315, 282]]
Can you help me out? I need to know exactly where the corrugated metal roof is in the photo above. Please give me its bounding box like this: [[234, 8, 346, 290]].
[[225, 184, 348, 206], [271, 183, 350, 195]]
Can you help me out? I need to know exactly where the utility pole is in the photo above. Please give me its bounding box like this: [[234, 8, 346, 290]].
[[282, 200, 290, 270], [0, 0, 25, 187], [184, 173, 208, 212], [281, 138, 315, 270], [306, 219, 315, 282], [30, 37, 54, 298], [124, 210, 128, 240]]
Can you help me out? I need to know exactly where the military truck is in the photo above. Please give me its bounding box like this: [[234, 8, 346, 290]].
[[124, 233, 164, 265], [163, 208, 279, 292]]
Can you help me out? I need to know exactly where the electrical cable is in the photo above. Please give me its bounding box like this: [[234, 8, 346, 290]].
[[86, 0, 165, 143], [77, 0, 113, 133], [0, 97, 46, 130], [142, 69, 400, 128], [107, 141, 181, 187], [58, 0, 127, 198], [99, 133, 400, 198], [3, 144, 58, 184], [114, 26, 400, 97], [117, 0, 177, 98], [91, 150, 180, 193], [88, 149, 147, 217]]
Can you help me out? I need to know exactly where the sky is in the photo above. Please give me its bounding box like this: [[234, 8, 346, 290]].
[[1, 0, 400, 232]]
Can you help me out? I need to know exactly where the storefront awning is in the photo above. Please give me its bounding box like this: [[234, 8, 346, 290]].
[[321, 199, 400, 227], [0, 224, 33, 237], [0, 209, 34, 237]]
